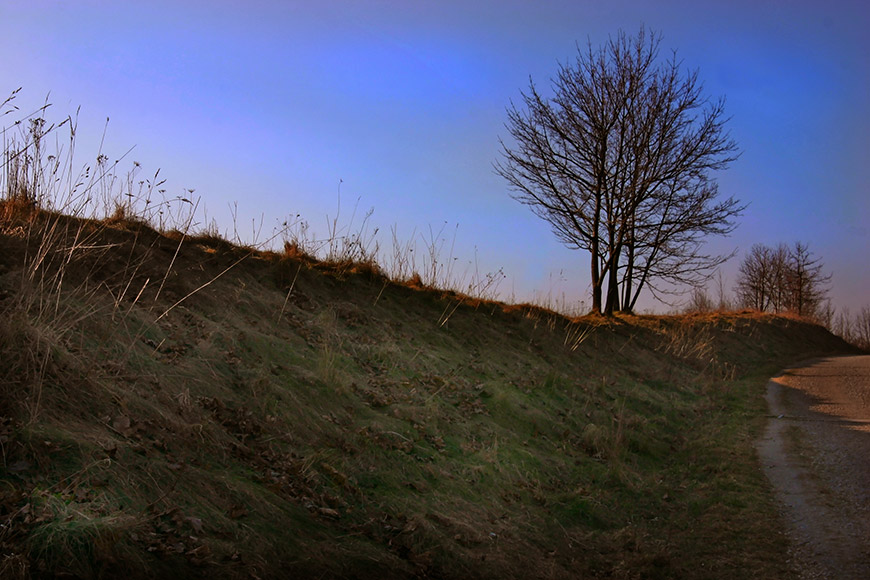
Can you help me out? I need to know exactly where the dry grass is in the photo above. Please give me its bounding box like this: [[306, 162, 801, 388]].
[[2, 207, 855, 578], [1, 89, 861, 579]]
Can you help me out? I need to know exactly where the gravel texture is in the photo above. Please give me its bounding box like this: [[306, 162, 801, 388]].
[[757, 356, 870, 579]]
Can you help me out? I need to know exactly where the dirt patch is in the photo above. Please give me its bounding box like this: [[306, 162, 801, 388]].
[[757, 356, 870, 579]]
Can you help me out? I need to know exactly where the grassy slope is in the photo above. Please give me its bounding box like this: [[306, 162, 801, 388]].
[[0, 207, 859, 579]]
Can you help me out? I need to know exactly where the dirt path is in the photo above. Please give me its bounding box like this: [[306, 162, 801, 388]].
[[757, 355, 870, 579]]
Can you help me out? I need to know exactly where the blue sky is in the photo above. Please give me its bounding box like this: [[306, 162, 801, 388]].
[[2, 0, 868, 313]]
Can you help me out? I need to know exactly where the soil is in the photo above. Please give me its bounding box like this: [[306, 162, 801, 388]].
[[757, 355, 870, 579]]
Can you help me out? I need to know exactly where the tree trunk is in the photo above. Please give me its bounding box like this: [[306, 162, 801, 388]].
[[590, 220, 602, 313], [604, 245, 621, 316], [591, 276, 602, 313], [621, 226, 636, 313]]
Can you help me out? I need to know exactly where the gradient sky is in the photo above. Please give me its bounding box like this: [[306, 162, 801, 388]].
[[2, 0, 868, 313]]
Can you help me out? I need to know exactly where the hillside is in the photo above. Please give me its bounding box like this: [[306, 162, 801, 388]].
[[0, 204, 859, 579]]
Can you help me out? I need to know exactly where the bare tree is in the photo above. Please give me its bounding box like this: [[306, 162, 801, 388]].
[[496, 27, 741, 315], [834, 307, 854, 343], [735, 244, 769, 311], [735, 242, 830, 317], [787, 241, 831, 317], [768, 243, 791, 313], [684, 286, 714, 313], [854, 307, 870, 351], [817, 299, 836, 331], [714, 269, 733, 311]]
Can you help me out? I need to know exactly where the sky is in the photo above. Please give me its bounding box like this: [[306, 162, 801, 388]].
[[2, 0, 868, 314]]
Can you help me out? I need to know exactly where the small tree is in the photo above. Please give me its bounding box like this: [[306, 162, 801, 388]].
[[735, 244, 770, 311], [787, 242, 831, 317], [854, 307, 870, 351], [735, 242, 830, 318], [834, 307, 854, 343], [496, 27, 741, 315], [684, 286, 714, 313]]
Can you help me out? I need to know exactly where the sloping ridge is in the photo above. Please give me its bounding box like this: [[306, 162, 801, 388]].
[[0, 209, 859, 579]]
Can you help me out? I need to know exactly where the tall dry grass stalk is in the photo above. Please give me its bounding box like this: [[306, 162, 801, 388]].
[[0, 91, 213, 422], [279, 190, 511, 312], [2, 88, 574, 349]]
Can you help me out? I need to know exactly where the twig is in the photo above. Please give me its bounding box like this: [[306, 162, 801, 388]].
[[277, 262, 302, 324], [155, 252, 251, 322]]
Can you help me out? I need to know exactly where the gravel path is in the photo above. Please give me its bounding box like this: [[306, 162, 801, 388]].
[[757, 356, 870, 579]]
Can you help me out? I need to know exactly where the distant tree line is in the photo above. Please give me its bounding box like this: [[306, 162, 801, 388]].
[[826, 305, 870, 351], [685, 243, 868, 352], [734, 241, 830, 318], [496, 27, 742, 316]]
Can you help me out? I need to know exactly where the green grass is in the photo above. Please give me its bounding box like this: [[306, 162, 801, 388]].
[[1, 203, 860, 579], [4, 91, 862, 578]]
